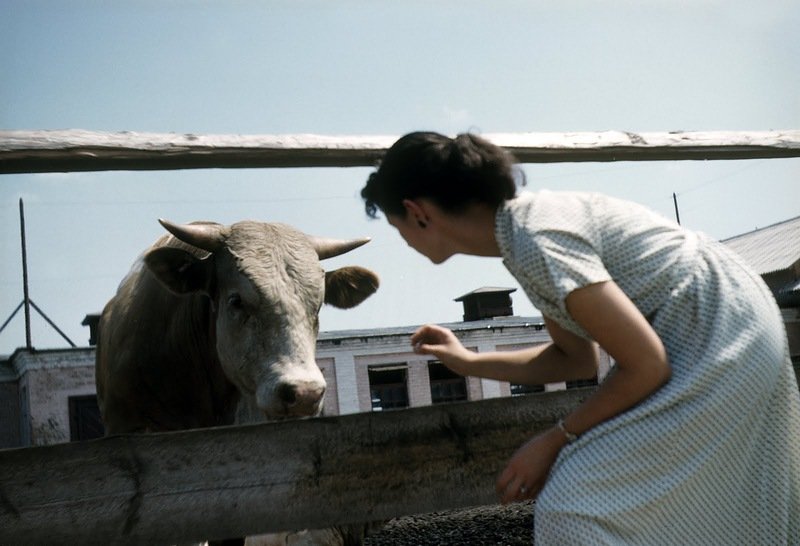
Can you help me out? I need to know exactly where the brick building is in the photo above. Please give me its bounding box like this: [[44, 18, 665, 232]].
[[0, 288, 612, 448]]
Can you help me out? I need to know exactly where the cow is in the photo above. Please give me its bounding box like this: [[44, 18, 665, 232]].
[[95, 219, 380, 545]]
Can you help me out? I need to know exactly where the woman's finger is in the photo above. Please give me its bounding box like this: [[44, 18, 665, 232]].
[[410, 324, 440, 345], [499, 475, 528, 505], [496, 465, 524, 502], [496, 465, 515, 496]]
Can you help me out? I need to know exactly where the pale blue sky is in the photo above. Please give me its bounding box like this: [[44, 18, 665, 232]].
[[2, 0, 799, 354]]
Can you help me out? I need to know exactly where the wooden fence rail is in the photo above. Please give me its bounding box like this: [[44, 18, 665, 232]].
[[2, 129, 800, 174], [0, 389, 589, 545]]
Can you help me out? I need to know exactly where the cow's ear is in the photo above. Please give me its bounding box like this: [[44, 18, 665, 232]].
[[144, 247, 212, 294], [324, 266, 379, 309]]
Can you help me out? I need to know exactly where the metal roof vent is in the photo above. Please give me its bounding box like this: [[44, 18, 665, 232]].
[[81, 313, 101, 346], [454, 287, 517, 322]]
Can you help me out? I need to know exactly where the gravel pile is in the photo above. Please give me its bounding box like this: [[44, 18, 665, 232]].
[[363, 502, 534, 546]]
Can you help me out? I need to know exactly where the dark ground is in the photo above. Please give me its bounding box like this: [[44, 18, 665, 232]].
[[363, 502, 534, 546]]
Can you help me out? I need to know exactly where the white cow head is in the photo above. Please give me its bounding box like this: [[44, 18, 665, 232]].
[[144, 219, 379, 419]]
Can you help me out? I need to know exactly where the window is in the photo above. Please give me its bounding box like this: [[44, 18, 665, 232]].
[[369, 366, 409, 411], [69, 395, 105, 441], [510, 383, 545, 396], [428, 362, 467, 404], [567, 376, 599, 389]]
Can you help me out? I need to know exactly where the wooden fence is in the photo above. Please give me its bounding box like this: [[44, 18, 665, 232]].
[[0, 389, 589, 545], [1, 128, 798, 544]]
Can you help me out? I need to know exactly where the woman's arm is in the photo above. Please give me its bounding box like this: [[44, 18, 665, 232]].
[[410, 317, 598, 385], [495, 280, 671, 503], [557, 280, 671, 435]]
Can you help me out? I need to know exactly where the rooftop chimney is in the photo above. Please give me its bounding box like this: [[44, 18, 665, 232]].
[[81, 313, 101, 346], [454, 287, 516, 321]]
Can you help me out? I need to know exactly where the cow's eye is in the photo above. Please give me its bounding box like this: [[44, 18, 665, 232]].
[[227, 293, 243, 310], [227, 293, 249, 321]]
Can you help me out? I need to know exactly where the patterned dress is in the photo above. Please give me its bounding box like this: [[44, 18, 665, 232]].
[[494, 190, 800, 545]]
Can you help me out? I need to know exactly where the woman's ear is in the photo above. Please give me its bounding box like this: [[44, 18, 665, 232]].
[[402, 198, 429, 226]]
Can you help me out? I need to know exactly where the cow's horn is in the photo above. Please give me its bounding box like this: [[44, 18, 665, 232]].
[[158, 219, 228, 252], [311, 236, 371, 260]]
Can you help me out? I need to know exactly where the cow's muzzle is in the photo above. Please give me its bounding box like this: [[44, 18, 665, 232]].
[[276, 379, 326, 417]]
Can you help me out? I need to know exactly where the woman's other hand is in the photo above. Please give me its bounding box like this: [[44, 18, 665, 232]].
[[495, 427, 567, 504]]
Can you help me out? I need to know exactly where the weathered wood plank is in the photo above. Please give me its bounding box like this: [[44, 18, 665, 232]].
[[1, 129, 799, 174], [0, 389, 588, 546]]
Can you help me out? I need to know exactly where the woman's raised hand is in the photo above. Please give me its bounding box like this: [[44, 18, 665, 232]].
[[410, 324, 475, 375]]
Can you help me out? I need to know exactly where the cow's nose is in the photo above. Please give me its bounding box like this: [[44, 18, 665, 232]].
[[277, 380, 325, 415]]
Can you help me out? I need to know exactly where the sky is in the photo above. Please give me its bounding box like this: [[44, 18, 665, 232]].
[[1, 0, 799, 355]]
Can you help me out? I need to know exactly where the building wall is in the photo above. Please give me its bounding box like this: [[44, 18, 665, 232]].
[[783, 307, 800, 387], [784, 308, 800, 358], [0, 322, 608, 447], [317, 357, 339, 416], [315, 320, 591, 416], [4, 308, 792, 448], [9, 349, 96, 447]]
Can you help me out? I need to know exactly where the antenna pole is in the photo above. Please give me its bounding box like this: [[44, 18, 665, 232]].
[[19, 198, 32, 350]]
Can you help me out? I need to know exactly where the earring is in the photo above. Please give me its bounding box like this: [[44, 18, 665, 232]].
[[417, 220, 427, 228]]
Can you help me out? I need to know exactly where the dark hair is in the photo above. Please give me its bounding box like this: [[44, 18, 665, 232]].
[[361, 131, 523, 219]]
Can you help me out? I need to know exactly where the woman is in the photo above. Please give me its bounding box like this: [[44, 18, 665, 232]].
[[361, 131, 800, 544]]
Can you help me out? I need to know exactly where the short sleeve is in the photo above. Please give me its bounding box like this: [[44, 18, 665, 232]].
[[496, 191, 612, 339], [535, 229, 612, 313]]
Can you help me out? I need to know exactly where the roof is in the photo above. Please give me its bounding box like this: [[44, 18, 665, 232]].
[[318, 314, 544, 343], [454, 287, 517, 301], [722, 216, 800, 274]]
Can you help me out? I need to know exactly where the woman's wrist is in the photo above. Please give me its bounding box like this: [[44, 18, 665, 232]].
[[540, 423, 567, 450], [555, 418, 579, 443]]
